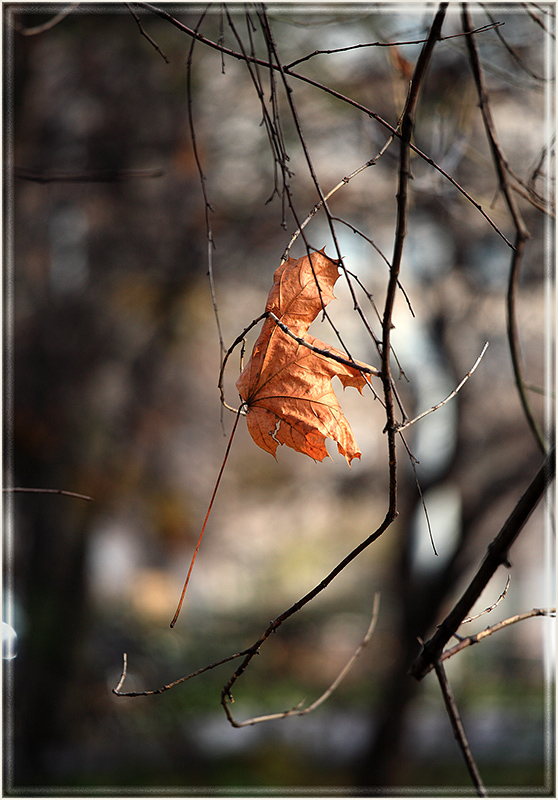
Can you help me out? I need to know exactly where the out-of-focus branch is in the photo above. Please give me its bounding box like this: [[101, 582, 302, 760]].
[[3, 487, 93, 501], [12, 3, 80, 35], [185, 12, 225, 358], [14, 167, 164, 183]]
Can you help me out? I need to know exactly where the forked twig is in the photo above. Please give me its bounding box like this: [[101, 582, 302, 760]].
[[410, 446, 555, 680], [113, 648, 251, 697], [397, 342, 489, 433], [281, 135, 397, 262], [284, 22, 504, 70], [223, 593, 380, 727], [442, 607, 555, 666]]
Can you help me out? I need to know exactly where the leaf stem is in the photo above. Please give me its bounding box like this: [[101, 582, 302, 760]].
[[170, 407, 243, 628]]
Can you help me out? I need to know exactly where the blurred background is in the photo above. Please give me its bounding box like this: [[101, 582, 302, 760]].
[[3, 2, 554, 794]]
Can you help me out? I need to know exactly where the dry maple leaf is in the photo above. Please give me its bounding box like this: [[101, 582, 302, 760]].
[[236, 249, 378, 465]]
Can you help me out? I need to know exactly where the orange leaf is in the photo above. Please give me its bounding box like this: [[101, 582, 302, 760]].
[[236, 249, 375, 465]]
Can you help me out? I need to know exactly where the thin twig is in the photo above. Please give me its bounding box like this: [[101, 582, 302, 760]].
[[218, 313, 267, 412], [126, 2, 169, 62], [434, 659, 487, 796], [506, 236, 547, 454], [281, 136, 396, 261], [170, 408, 243, 628], [284, 22, 504, 69], [480, 4, 547, 82], [3, 487, 93, 501], [397, 342, 489, 433], [224, 593, 380, 727], [460, 573, 511, 624], [522, 2, 556, 38], [409, 446, 555, 680]]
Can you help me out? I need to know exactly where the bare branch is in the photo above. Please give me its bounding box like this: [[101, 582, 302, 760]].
[[462, 5, 547, 455], [220, 512, 395, 718], [267, 312, 381, 378], [382, 2, 448, 517], [185, 11, 225, 357], [218, 313, 267, 412]]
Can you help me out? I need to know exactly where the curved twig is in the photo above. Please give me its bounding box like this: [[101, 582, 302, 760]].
[[12, 2, 80, 35], [460, 573, 511, 625], [397, 342, 489, 433], [220, 514, 394, 718], [462, 5, 547, 455], [224, 593, 380, 727]]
